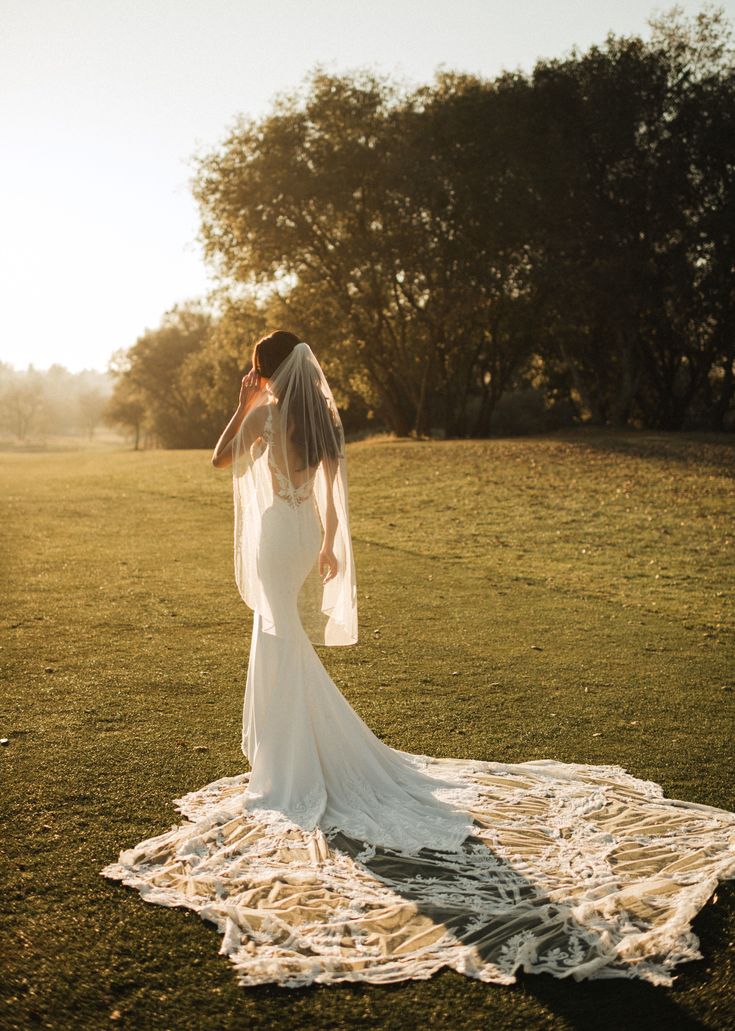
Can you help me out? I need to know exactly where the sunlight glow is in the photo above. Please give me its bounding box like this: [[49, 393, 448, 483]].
[[1, 0, 730, 372]]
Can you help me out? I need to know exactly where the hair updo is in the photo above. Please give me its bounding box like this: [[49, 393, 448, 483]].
[[252, 330, 301, 379]]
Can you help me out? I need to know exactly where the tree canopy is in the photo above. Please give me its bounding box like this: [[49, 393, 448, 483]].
[[108, 5, 735, 445]]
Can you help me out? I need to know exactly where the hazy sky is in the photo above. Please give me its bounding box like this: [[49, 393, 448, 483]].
[[2, 0, 732, 372]]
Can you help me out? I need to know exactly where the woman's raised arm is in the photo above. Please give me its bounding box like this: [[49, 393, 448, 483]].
[[212, 370, 264, 469]]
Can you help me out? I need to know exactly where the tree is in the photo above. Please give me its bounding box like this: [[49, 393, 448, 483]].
[[193, 70, 422, 434], [193, 68, 551, 436], [396, 71, 548, 435], [103, 380, 148, 449], [78, 388, 107, 439], [0, 369, 45, 440], [108, 301, 216, 448], [178, 291, 268, 433]]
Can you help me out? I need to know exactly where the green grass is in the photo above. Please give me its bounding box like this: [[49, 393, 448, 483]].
[[1, 428, 734, 1031]]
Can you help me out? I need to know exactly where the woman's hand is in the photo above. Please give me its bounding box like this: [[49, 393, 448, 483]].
[[238, 368, 261, 410], [212, 369, 263, 469], [318, 545, 338, 584]]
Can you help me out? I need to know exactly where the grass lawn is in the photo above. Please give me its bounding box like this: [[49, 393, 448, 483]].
[[1, 428, 734, 1031]]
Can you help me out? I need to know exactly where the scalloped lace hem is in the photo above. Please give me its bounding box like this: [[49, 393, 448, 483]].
[[101, 756, 735, 989]]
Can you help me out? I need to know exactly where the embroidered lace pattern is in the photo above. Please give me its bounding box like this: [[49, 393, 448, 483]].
[[101, 756, 735, 989], [263, 404, 317, 509]]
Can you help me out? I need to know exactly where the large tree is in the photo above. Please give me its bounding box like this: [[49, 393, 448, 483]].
[[192, 69, 545, 435], [107, 302, 215, 448]]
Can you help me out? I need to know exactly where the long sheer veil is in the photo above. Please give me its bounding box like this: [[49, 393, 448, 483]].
[[231, 341, 358, 646]]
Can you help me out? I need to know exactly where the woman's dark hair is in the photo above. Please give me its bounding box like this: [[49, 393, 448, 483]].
[[252, 330, 300, 379], [253, 330, 341, 470]]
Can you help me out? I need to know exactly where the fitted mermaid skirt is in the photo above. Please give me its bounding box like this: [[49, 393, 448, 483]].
[[101, 494, 735, 988]]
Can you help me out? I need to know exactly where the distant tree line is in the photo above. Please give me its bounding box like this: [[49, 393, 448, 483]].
[[0, 363, 112, 442], [108, 5, 735, 446]]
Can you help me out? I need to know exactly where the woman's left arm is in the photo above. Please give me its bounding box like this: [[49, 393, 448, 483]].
[[318, 456, 340, 583]]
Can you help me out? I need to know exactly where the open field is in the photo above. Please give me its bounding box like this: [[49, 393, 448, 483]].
[[1, 428, 734, 1031], [0, 430, 127, 454]]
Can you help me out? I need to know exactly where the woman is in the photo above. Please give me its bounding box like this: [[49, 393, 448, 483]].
[[209, 331, 476, 851], [103, 332, 735, 989]]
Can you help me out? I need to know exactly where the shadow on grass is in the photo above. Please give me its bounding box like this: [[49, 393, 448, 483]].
[[318, 823, 727, 1029], [516, 884, 734, 1031], [527, 874, 732, 1031]]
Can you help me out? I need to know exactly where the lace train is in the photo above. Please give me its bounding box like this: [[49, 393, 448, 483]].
[[101, 754, 735, 988]]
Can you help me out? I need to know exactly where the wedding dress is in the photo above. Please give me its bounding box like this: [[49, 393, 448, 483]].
[[101, 343, 735, 989]]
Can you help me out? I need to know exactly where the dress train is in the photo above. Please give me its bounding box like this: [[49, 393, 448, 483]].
[[101, 605, 735, 988]]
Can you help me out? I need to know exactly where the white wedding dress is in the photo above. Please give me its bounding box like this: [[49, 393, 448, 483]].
[[101, 364, 735, 990]]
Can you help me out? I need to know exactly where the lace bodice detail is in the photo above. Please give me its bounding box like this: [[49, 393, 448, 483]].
[[262, 404, 317, 508]]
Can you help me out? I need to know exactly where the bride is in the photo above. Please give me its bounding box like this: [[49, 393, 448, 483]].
[[102, 331, 735, 989]]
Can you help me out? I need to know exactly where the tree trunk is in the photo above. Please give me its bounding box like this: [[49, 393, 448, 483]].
[[412, 358, 432, 437], [559, 341, 604, 424], [609, 334, 642, 427], [710, 353, 735, 432]]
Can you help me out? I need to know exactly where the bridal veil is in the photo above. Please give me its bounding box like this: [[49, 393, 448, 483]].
[[231, 340, 358, 647]]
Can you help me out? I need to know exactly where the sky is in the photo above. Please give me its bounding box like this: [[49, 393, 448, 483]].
[[1, 0, 733, 373]]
